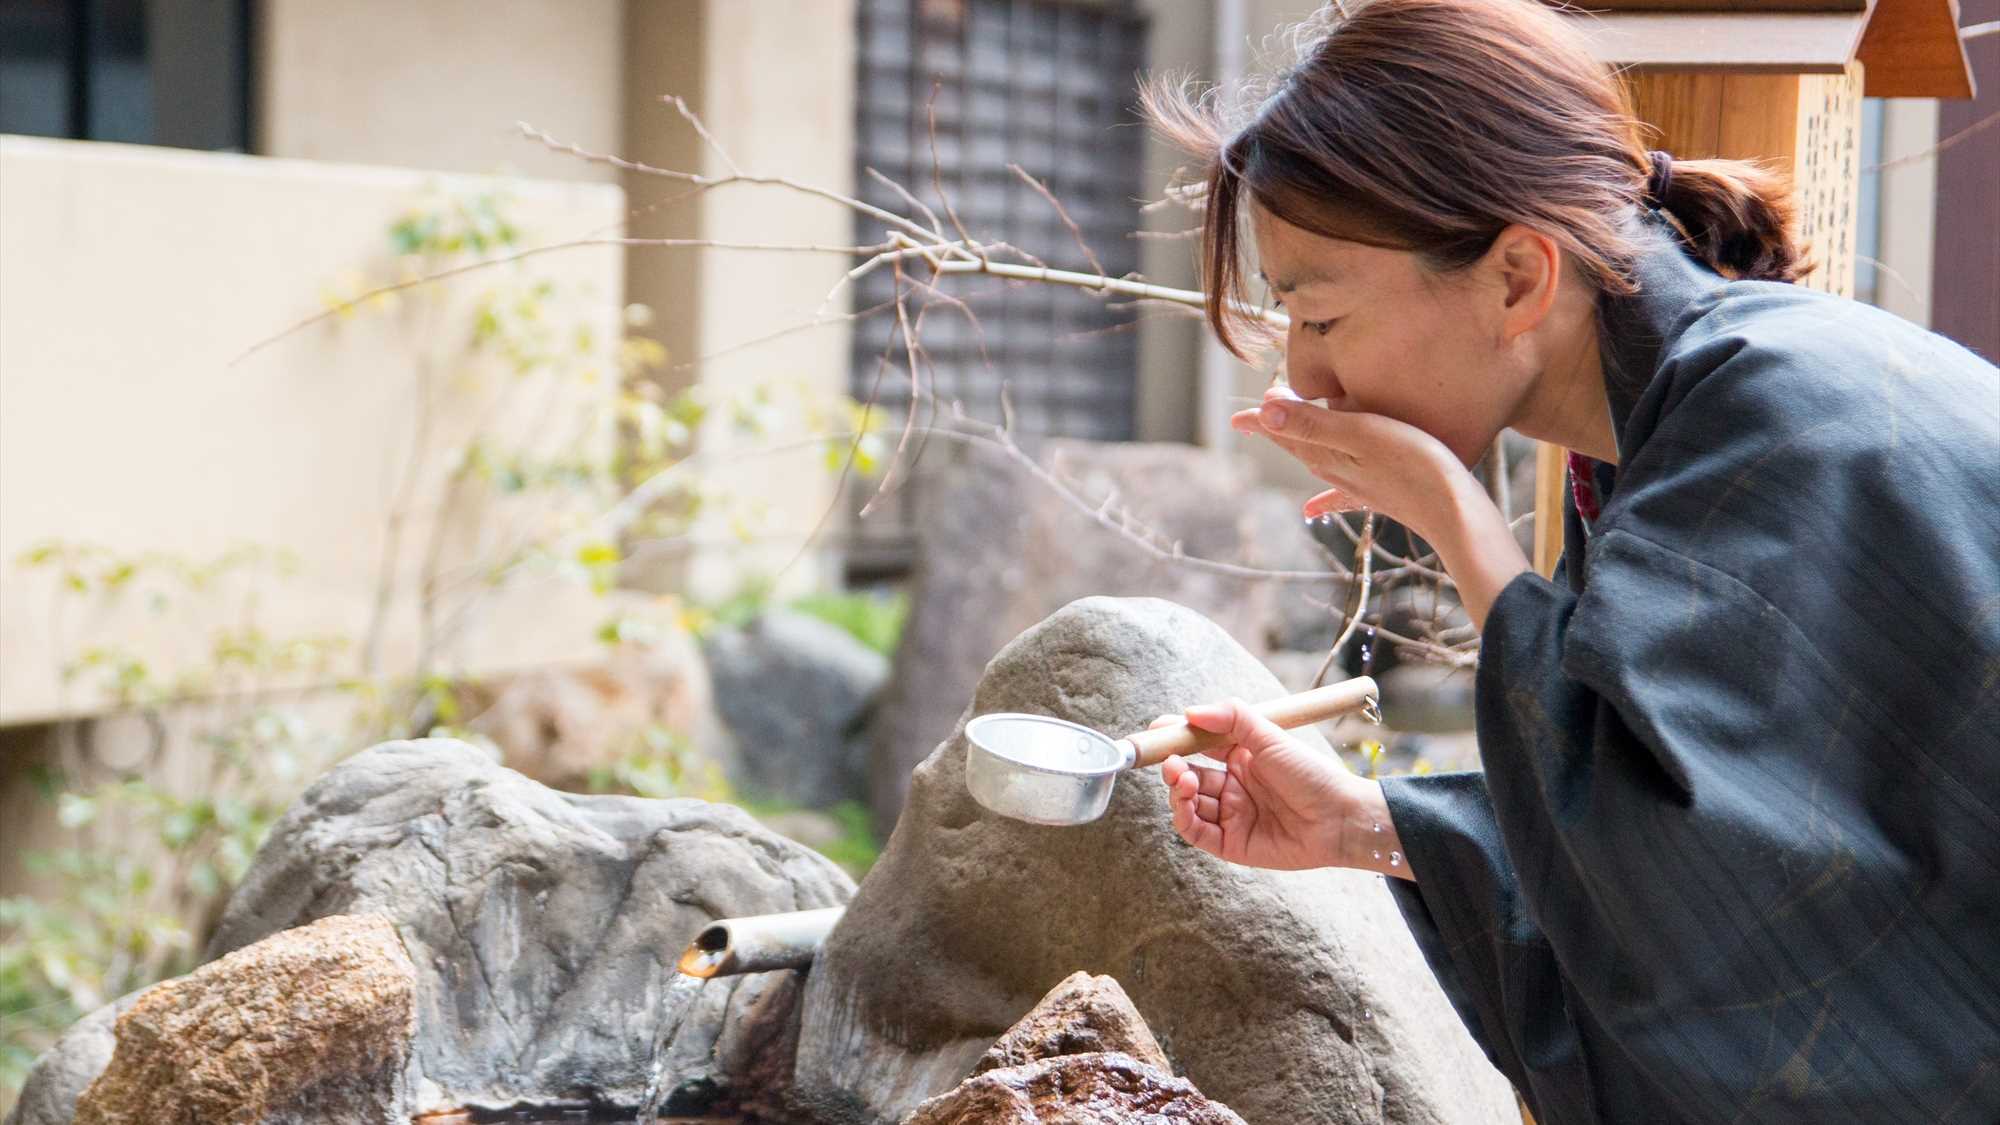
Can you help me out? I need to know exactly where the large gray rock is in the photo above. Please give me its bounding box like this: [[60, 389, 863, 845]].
[[873, 440, 1298, 831], [795, 596, 1517, 1125], [194, 738, 852, 1118], [703, 608, 889, 808]]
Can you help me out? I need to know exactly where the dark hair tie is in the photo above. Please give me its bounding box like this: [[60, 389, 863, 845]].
[[1645, 150, 1675, 206]]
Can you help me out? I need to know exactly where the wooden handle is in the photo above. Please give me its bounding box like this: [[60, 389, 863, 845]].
[[1120, 676, 1380, 769]]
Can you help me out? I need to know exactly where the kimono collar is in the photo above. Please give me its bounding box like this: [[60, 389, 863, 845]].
[[1593, 209, 1732, 461]]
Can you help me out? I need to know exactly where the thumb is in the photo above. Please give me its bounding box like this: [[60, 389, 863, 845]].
[[1183, 696, 1292, 756]]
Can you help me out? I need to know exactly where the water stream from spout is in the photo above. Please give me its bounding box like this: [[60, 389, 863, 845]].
[[633, 972, 707, 1123]]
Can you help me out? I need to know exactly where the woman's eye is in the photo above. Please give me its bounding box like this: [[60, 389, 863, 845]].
[[1271, 296, 1333, 336]]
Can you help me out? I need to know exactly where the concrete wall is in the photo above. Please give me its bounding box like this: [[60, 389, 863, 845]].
[[1134, 0, 1217, 444], [0, 137, 625, 724], [1872, 99, 1939, 328], [254, 0, 857, 602], [256, 0, 624, 184], [621, 0, 860, 602]]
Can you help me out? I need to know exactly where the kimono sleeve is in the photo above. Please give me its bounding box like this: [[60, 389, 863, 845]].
[[1380, 571, 1605, 1125]]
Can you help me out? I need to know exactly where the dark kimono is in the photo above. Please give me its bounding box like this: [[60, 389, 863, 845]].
[[1381, 212, 2000, 1124]]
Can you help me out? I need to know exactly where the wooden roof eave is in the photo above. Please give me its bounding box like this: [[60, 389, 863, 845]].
[[1560, 0, 1976, 97]]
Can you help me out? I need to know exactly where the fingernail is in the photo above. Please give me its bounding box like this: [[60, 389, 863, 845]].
[[1261, 402, 1290, 428]]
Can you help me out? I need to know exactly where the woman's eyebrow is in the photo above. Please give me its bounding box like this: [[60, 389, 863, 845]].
[[1258, 267, 1340, 294]]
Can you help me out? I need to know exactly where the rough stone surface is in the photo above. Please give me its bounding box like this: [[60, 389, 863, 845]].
[[4, 997, 136, 1125], [872, 440, 1279, 830], [71, 914, 414, 1125], [796, 596, 1518, 1125], [703, 608, 889, 808], [200, 738, 854, 1116], [973, 973, 1168, 1076], [468, 627, 734, 792], [903, 1052, 1247, 1125]]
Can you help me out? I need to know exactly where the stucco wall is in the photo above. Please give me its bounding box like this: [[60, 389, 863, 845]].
[[0, 137, 626, 724], [638, 0, 860, 602], [255, 0, 624, 184]]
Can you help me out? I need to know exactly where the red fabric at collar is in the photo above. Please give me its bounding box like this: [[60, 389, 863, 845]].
[[1567, 450, 1604, 523]]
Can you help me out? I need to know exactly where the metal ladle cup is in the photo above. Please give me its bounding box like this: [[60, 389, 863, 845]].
[[964, 676, 1381, 826]]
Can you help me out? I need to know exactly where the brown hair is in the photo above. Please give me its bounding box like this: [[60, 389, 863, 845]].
[[1143, 0, 1809, 357]]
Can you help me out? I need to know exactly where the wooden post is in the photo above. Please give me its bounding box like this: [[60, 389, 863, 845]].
[[1532, 441, 1568, 576]]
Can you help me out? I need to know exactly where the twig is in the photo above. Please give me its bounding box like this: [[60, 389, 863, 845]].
[[932, 258, 1285, 325], [1866, 108, 2000, 172], [235, 233, 896, 364], [865, 166, 947, 241], [664, 94, 742, 177], [927, 86, 983, 260], [1009, 162, 1106, 278], [1313, 511, 1377, 687]]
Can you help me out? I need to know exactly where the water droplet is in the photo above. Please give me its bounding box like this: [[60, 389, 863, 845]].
[[1389, 851, 1403, 867], [1362, 1007, 1374, 1021], [1372, 823, 1383, 834], [1371, 850, 1381, 861]]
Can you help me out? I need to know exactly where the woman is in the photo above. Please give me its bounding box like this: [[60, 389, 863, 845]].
[[1141, 0, 2000, 1121]]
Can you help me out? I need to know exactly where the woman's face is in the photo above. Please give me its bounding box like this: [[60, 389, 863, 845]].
[[1249, 203, 1533, 467]]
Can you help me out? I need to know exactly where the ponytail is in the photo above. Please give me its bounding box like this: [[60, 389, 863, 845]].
[[1648, 155, 1808, 283]]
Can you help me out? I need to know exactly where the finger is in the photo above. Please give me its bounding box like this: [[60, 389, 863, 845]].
[[1184, 696, 1294, 756], [1160, 754, 1187, 787], [1148, 713, 1182, 730], [1193, 764, 1226, 799], [1260, 398, 1359, 450], [1262, 425, 1361, 474], [1196, 793, 1220, 823], [1303, 487, 1363, 518], [1178, 797, 1223, 853], [1170, 771, 1220, 851], [1242, 422, 1364, 490]]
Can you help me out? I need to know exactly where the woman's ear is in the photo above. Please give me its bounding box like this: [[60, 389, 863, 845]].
[[1486, 224, 1563, 342]]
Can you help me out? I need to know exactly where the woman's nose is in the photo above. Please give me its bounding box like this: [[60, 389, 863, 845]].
[[1285, 349, 1325, 401]]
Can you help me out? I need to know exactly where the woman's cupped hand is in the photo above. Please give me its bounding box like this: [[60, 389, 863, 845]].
[[1233, 385, 1467, 535]]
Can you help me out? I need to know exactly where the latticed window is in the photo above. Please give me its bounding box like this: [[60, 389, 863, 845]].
[[848, 0, 1150, 575]]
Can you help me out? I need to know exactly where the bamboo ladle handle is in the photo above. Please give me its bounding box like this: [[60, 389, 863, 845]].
[[1119, 676, 1380, 770]]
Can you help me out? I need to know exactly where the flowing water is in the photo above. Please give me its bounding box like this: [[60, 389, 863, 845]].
[[634, 972, 709, 1123]]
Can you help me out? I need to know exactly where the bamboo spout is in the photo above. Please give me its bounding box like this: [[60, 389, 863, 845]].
[[676, 906, 846, 978]]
